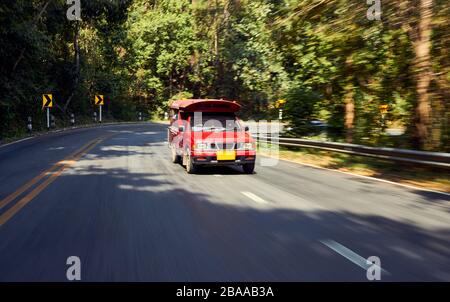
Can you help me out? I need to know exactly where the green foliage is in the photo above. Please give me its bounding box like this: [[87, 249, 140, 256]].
[[0, 0, 448, 151], [284, 86, 322, 136], [0, 0, 133, 138]]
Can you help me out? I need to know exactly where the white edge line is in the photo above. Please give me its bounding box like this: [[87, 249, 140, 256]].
[[260, 154, 450, 197], [0, 136, 34, 148], [320, 239, 390, 275], [0, 122, 150, 150], [241, 191, 268, 204]]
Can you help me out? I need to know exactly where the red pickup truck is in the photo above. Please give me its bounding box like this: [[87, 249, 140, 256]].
[[168, 99, 256, 174]]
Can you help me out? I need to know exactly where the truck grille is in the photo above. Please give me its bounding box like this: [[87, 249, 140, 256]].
[[211, 143, 236, 150]]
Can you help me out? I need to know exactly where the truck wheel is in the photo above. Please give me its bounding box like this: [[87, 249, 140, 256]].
[[243, 162, 255, 174], [171, 147, 179, 164], [185, 152, 197, 174]]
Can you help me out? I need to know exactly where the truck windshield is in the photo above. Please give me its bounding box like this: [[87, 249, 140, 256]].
[[190, 112, 241, 132]]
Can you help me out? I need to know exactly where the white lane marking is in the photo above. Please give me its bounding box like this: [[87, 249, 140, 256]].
[[261, 155, 450, 197], [0, 122, 151, 150], [320, 239, 390, 275], [241, 191, 268, 204], [0, 136, 34, 149]]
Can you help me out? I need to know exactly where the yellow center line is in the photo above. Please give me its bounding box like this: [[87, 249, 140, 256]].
[[0, 139, 99, 210], [0, 164, 61, 210], [0, 134, 112, 226]]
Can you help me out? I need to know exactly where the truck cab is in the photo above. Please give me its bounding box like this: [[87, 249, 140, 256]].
[[168, 99, 256, 174]]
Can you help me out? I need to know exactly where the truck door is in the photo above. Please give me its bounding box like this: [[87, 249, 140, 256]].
[[168, 110, 179, 145]]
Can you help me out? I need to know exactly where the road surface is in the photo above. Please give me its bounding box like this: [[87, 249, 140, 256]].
[[0, 123, 449, 281]]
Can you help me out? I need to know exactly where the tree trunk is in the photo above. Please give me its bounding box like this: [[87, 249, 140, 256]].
[[344, 56, 355, 143], [412, 0, 433, 150], [344, 83, 355, 143], [62, 21, 81, 114], [213, 0, 221, 96]]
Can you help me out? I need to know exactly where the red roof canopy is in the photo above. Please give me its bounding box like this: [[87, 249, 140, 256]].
[[170, 99, 241, 112]]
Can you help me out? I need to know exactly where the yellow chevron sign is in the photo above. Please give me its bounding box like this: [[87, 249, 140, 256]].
[[275, 99, 286, 109], [95, 95, 104, 106], [42, 94, 53, 108]]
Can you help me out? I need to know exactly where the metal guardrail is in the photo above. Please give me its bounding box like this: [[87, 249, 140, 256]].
[[254, 135, 450, 169]]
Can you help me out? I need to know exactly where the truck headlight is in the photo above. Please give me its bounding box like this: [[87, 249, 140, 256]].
[[242, 143, 255, 150], [194, 142, 208, 150]]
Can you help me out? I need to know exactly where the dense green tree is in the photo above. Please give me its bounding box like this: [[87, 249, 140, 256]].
[[0, 0, 448, 151]]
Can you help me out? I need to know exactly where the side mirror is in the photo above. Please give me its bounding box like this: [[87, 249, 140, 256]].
[[178, 126, 185, 132], [244, 126, 250, 132]]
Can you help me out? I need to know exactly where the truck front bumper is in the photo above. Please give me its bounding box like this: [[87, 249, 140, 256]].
[[191, 151, 256, 166]]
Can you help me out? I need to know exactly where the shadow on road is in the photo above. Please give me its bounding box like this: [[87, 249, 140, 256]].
[[0, 124, 449, 282]]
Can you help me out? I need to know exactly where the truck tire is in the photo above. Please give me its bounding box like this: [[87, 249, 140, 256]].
[[243, 162, 255, 174], [185, 151, 197, 174], [171, 147, 180, 164]]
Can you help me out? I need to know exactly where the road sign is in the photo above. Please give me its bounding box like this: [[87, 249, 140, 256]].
[[379, 104, 388, 114], [94, 95, 104, 123], [95, 95, 104, 106], [42, 94, 53, 108], [275, 99, 286, 109]]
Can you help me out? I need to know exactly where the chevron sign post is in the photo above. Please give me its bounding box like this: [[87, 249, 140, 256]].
[[42, 94, 53, 129], [95, 95, 104, 123]]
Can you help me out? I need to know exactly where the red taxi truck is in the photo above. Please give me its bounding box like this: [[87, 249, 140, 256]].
[[168, 99, 256, 174]]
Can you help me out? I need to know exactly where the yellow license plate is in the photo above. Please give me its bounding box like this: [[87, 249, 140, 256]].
[[217, 150, 236, 161]]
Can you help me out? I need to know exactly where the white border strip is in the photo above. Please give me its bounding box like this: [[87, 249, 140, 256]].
[[242, 191, 269, 204], [0, 136, 35, 148], [0, 122, 149, 150], [320, 239, 390, 275]]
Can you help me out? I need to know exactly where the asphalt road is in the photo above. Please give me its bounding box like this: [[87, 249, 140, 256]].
[[0, 123, 449, 281]]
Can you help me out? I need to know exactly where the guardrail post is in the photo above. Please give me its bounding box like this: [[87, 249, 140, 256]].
[[70, 113, 75, 127], [27, 116, 32, 133], [278, 109, 283, 120], [50, 114, 56, 128], [93, 111, 97, 123]]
